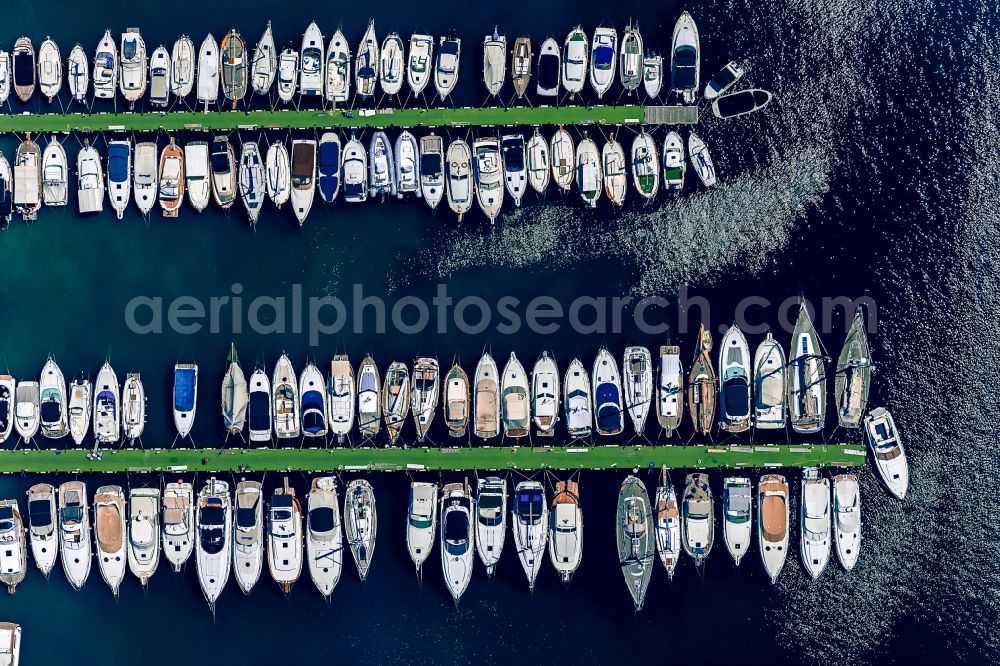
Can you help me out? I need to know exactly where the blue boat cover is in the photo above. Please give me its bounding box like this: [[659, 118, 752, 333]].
[[597, 404, 622, 432], [211, 142, 231, 173], [248, 392, 270, 430], [441, 42, 458, 56], [174, 368, 196, 412], [723, 377, 750, 418], [301, 390, 325, 434], [310, 506, 335, 532], [108, 144, 129, 183], [40, 401, 61, 423], [318, 142, 341, 201], [596, 383, 619, 407], [594, 46, 615, 66], [28, 499, 52, 526], [97, 390, 116, 406], [673, 45, 697, 89], [538, 54, 559, 89], [420, 153, 441, 177]]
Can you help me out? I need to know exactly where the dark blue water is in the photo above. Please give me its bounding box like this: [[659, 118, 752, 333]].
[[0, 0, 998, 663]]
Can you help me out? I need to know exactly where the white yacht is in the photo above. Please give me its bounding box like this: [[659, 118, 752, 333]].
[[344, 479, 377, 581], [575, 136, 601, 207], [379, 33, 404, 96], [535, 38, 560, 97], [550, 127, 574, 191], [654, 469, 681, 578], [158, 140, 185, 217], [589, 27, 617, 98], [482, 29, 506, 97], [342, 136, 368, 203], [356, 356, 381, 439], [530, 352, 559, 436], [722, 477, 752, 566], [119, 29, 147, 106], [548, 480, 583, 583], [210, 137, 237, 209], [324, 30, 350, 103], [172, 363, 197, 439], [162, 480, 195, 572], [299, 22, 324, 97], [41, 138, 68, 207], [632, 131, 659, 198], [445, 139, 472, 220], [94, 485, 127, 596], [619, 22, 643, 92], [92, 30, 118, 99], [602, 136, 628, 205], [277, 48, 298, 102], [526, 130, 550, 194], [58, 480, 91, 590], [800, 468, 831, 579], [252, 22, 278, 95], [419, 134, 444, 208], [475, 477, 506, 576], [67, 44, 89, 103], [133, 141, 158, 215], [718, 324, 752, 432], [623, 346, 652, 434], [501, 353, 530, 440], [127, 487, 160, 587], [38, 38, 61, 102], [14, 136, 42, 221], [395, 131, 420, 198], [682, 473, 714, 566], [92, 362, 120, 446], [232, 480, 263, 595], [0, 623, 21, 666], [184, 141, 211, 212], [434, 32, 461, 100], [562, 27, 588, 96], [662, 131, 686, 190], [39, 357, 68, 440], [196, 478, 232, 609], [500, 134, 527, 206], [265, 141, 290, 208], [290, 139, 316, 224], [121, 373, 146, 443], [328, 355, 355, 442], [833, 474, 861, 571], [76, 143, 105, 214], [704, 61, 745, 100], [239, 141, 266, 225], [410, 357, 439, 442], [864, 407, 909, 499], [0, 500, 26, 594], [267, 478, 303, 594], [754, 333, 787, 429], [221, 345, 248, 438], [13, 382, 40, 443], [472, 352, 500, 440], [758, 474, 790, 583], [299, 362, 327, 439], [306, 477, 342, 598], [369, 131, 395, 199], [170, 35, 195, 98], [107, 139, 131, 219], [406, 482, 437, 575], [643, 54, 663, 98], [670, 12, 700, 104], [512, 480, 547, 590], [473, 137, 503, 222], [26, 483, 57, 578], [0, 376, 12, 444], [440, 481, 475, 603], [149, 45, 171, 107], [407, 34, 433, 95], [592, 346, 623, 436], [564, 358, 592, 439], [355, 21, 379, 99], [196, 34, 219, 109]]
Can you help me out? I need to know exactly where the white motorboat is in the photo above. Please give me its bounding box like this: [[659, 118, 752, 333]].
[[277, 49, 298, 102], [657, 345, 684, 434], [443, 365, 472, 437], [482, 28, 506, 97], [324, 30, 350, 103], [344, 479, 377, 581], [688, 131, 717, 187], [407, 34, 433, 95], [356, 356, 381, 439], [671, 11, 700, 104], [41, 138, 68, 207], [13, 136, 42, 222], [500, 353, 529, 440], [434, 31, 461, 100], [158, 140, 186, 216], [299, 22, 324, 97], [623, 346, 652, 434], [410, 357, 440, 442], [122, 373, 145, 443], [172, 363, 197, 439], [369, 131, 396, 199], [38, 38, 61, 102], [419, 134, 444, 208], [107, 139, 131, 219], [833, 474, 861, 571], [550, 127, 574, 192], [0, 500, 27, 594], [25, 483, 57, 578], [67, 44, 89, 103], [530, 352, 559, 436], [474, 477, 506, 576], [535, 37, 559, 97], [162, 480, 195, 572], [0, 154, 10, 227], [0, 51, 9, 106], [718, 324, 752, 433], [289, 138, 316, 224], [0, 376, 12, 444], [758, 474, 790, 583], [642, 54, 663, 98], [342, 136, 368, 204], [149, 45, 171, 108], [39, 356, 68, 440], [562, 27, 588, 96], [210, 137, 237, 209], [328, 355, 355, 442], [472, 352, 500, 440], [317, 133, 341, 203], [589, 27, 616, 98], [239, 141, 266, 225], [267, 478, 303, 594], [196, 34, 219, 109], [58, 480, 91, 590], [682, 473, 714, 567], [445, 139, 472, 220], [196, 478, 232, 608], [800, 467, 831, 579], [704, 60, 746, 100], [355, 21, 379, 99], [93, 487, 128, 594], [602, 136, 627, 205], [299, 362, 327, 439], [184, 141, 211, 212], [171, 35, 195, 98], [127, 487, 160, 587], [379, 33, 404, 96], [548, 480, 583, 583], [512, 480, 547, 590], [76, 143, 105, 214], [252, 22, 278, 95], [14, 381, 40, 443], [662, 131, 686, 190], [654, 469, 681, 578], [265, 141, 290, 208], [754, 333, 787, 429], [92, 30, 118, 99], [576, 136, 602, 207], [12, 38, 35, 103], [526, 130, 550, 194], [473, 137, 503, 221], [500, 134, 527, 206], [563, 358, 592, 439], [395, 130, 420, 198], [0, 623, 20, 665], [722, 477, 752, 566], [133, 141, 158, 215], [440, 481, 475, 603], [306, 477, 342, 598], [864, 407, 909, 499], [119, 29, 147, 106], [247, 365, 271, 443], [272, 354, 300, 439], [406, 482, 437, 575], [592, 346, 623, 436], [92, 362, 120, 446], [619, 22, 643, 92]]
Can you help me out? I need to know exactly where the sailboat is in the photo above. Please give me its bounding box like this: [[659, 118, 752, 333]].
[[440, 480, 475, 603], [512, 480, 547, 590], [623, 346, 652, 435], [251, 23, 278, 95], [221, 344, 248, 437], [406, 482, 437, 575], [616, 476, 654, 611], [688, 132, 717, 187], [265, 141, 290, 208], [835, 308, 873, 428], [619, 22, 643, 92], [67, 44, 89, 103], [220, 30, 248, 107], [382, 362, 410, 444], [355, 21, 379, 98], [25, 483, 57, 578], [344, 479, 377, 581], [267, 478, 303, 594], [196, 34, 219, 110], [654, 469, 681, 578], [127, 488, 160, 587], [94, 485, 127, 596], [410, 357, 440, 442], [306, 477, 342, 598], [327, 355, 354, 442], [530, 352, 559, 436], [379, 33, 404, 96], [687, 324, 716, 435], [232, 480, 263, 594], [356, 355, 381, 439], [162, 480, 195, 572], [239, 141, 266, 224], [787, 304, 827, 434], [122, 373, 145, 443], [299, 22, 325, 97], [196, 478, 232, 608], [92, 362, 120, 446], [548, 480, 583, 583]]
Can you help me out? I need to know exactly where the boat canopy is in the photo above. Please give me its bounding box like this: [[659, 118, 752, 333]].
[[421, 152, 442, 176], [310, 506, 335, 533], [444, 510, 469, 555], [673, 46, 697, 88], [594, 46, 615, 67], [28, 499, 52, 527], [123, 38, 138, 61], [723, 377, 750, 417], [40, 400, 61, 424], [516, 490, 543, 519], [13, 53, 33, 82], [538, 54, 558, 88], [235, 505, 256, 529], [173, 368, 195, 411], [108, 144, 129, 183], [248, 392, 269, 430]]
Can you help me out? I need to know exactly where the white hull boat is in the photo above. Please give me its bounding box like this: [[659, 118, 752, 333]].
[[39, 357, 68, 440], [434, 32, 461, 100], [369, 131, 396, 199], [355, 21, 379, 99], [833, 474, 861, 571], [440, 481, 475, 603], [562, 27, 588, 96], [267, 478, 303, 593], [251, 22, 277, 95], [41, 139, 68, 207], [619, 23, 643, 92], [536, 38, 559, 97], [643, 55, 663, 98], [299, 22, 324, 97], [184, 141, 211, 212], [327, 355, 355, 442], [592, 347, 623, 436], [474, 477, 506, 576], [172, 363, 197, 439], [512, 481, 547, 590], [324, 30, 350, 103], [548, 480, 583, 583], [670, 12, 700, 104], [149, 46, 171, 108], [482, 29, 506, 97], [705, 60, 745, 100], [472, 352, 500, 440], [127, 487, 160, 587], [662, 131, 686, 190], [133, 141, 158, 215], [107, 139, 131, 219], [196, 478, 232, 608], [500, 134, 527, 206], [76, 143, 105, 214], [170, 36, 195, 98], [122, 373, 145, 443], [277, 49, 298, 102], [26, 483, 57, 578], [530, 352, 559, 436], [602, 136, 627, 205], [272, 354, 300, 439], [196, 34, 219, 109], [379, 33, 404, 96], [306, 477, 342, 598], [14, 382, 40, 443], [92, 362, 120, 446], [722, 477, 752, 566], [407, 34, 433, 95], [800, 468, 831, 579], [688, 132, 717, 187], [119, 29, 147, 106], [58, 481, 91, 590], [344, 479, 377, 581], [38, 38, 61, 102], [406, 482, 437, 575], [290, 139, 316, 224], [67, 376, 91, 445], [864, 408, 908, 499], [247, 366, 271, 443], [623, 346, 652, 434], [92, 486, 126, 596], [239, 141, 266, 225], [654, 470, 681, 578], [395, 131, 420, 198], [445, 139, 472, 220], [356, 356, 381, 439], [576, 136, 601, 207], [162, 481, 195, 572], [419, 134, 444, 208], [758, 474, 790, 583], [589, 27, 616, 98], [526, 130, 550, 194], [473, 137, 503, 221], [93, 31, 118, 99], [754, 333, 787, 429], [265, 141, 290, 208], [67, 44, 89, 103], [564, 358, 592, 439], [719, 324, 752, 432], [342, 137, 368, 203], [299, 362, 327, 439], [550, 127, 574, 191]]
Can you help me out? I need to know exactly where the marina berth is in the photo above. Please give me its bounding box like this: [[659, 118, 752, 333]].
[[277, 48, 298, 102], [511, 37, 531, 97], [616, 475, 654, 611], [379, 33, 404, 96], [172, 363, 198, 439], [162, 480, 195, 572], [76, 142, 105, 214], [196, 478, 232, 609], [722, 477, 752, 566], [475, 477, 507, 576], [681, 473, 714, 567], [121, 373, 146, 443], [864, 407, 908, 499], [306, 477, 342, 598], [67, 375, 91, 445], [14, 136, 42, 221], [440, 480, 475, 603], [355, 21, 379, 99], [25, 484, 57, 578], [344, 479, 377, 581], [512, 480, 547, 591], [299, 22, 325, 97], [127, 488, 160, 587], [133, 141, 158, 215], [107, 139, 132, 219], [445, 139, 472, 220], [535, 38, 559, 97], [266, 478, 303, 594], [356, 355, 381, 439], [220, 30, 248, 108], [407, 34, 433, 96], [654, 469, 681, 578], [419, 134, 444, 207], [41, 138, 68, 207], [37, 38, 61, 103], [328, 355, 355, 442], [171, 36, 195, 98], [93, 485, 127, 596], [406, 481, 437, 575], [119, 29, 148, 107], [185, 141, 211, 212], [590, 27, 617, 98], [619, 22, 643, 92], [757, 474, 789, 583], [92, 32, 118, 100], [832, 474, 861, 571], [0, 500, 26, 594], [670, 12, 700, 104], [67, 44, 89, 103], [58, 480, 91, 590], [753, 333, 787, 429], [799, 467, 831, 579], [548, 480, 583, 583], [656, 345, 684, 434], [483, 29, 506, 97], [197, 34, 220, 110], [252, 23, 278, 96], [434, 31, 461, 100]]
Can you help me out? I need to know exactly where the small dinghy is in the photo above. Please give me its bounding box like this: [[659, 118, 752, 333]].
[[299, 22, 324, 97], [662, 131, 686, 190], [344, 479, 377, 581], [616, 476, 654, 611], [369, 131, 396, 199], [355, 21, 379, 99], [602, 135, 627, 205], [39, 356, 68, 439], [299, 362, 328, 439], [654, 469, 681, 579], [94, 486, 128, 597], [379, 33, 404, 96], [172, 363, 197, 439], [712, 89, 773, 119], [722, 477, 752, 566], [67, 44, 89, 103], [671, 12, 700, 104], [92, 362, 120, 446], [443, 364, 470, 438], [530, 352, 559, 436], [434, 31, 461, 100], [277, 48, 298, 102], [107, 139, 131, 219], [251, 22, 278, 95], [220, 30, 248, 107], [382, 361, 410, 444], [500, 134, 527, 206], [196, 478, 232, 609], [306, 477, 342, 598], [184, 141, 211, 212], [642, 54, 663, 98], [133, 141, 158, 215], [864, 408, 908, 499], [407, 34, 433, 95], [26, 483, 57, 578], [833, 474, 861, 571], [247, 365, 271, 443], [511, 37, 531, 97], [501, 353, 530, 440], [162, 480, 195, 572], [67, 375, 91, 445], [76, 142, 105, 214], [196, 34, 219, 109], [122, 373, 145, 443], [592, 346, 624, 436], [475, 477, 506, 575], [92, 32, 117, 100], [688, 132, 717, 187], [564, 358, 592, 439], [619, 22, 643, 92], [561, 27, 588, 97], [688, 324, 716, 434], [119, 29, 147, 107], [548, 480, 583, 583], [13, 136, 42, 221], [58, 481, 91, 590], [0, 376, 12, 443], [265, 141, 290, 208], [472, 352, 500, 440], [328, 355, 355, 442], [526, 130, 550, 194], [149, 46, 171, 108], [158, 138, 185, 218], [290, 138, 317, 223], [835, 308, 873, 428], [482, 28, 506, 97], [440, 481, 475, 603], [623, 346, 652, 435], [0, 500, 27, 593], [221, 344, 248, 437], [682, 473, 714, 567], [41, 138, 68, 207], [325, 30, 350, 103], [718, 324, 752, 433], [550, 127, 575, 192], [410, 357, 439, 443], [512, 481, 547, 591], [356, 356, 381, 439], [342, 136, 368, 203], [394, 131, 420, 198], [210, 137, 237, 209], [758, 474, 790, 583], [754, 333, 787, 429], [590, 27, 616, 98], [127, 487, 160, 588], [576, 136, 602, 207], [536, 38, 559, 97], [171, 36, 195, 98], [239, 141, 266, 224], [232, 480, 263, 594], [14, 381, 40, 442], [419, 134, 445, 208], [787, 303, 826, 434], [445, 139, 473, 220], [406, 482, 437, 575], [704, 61, 745, 100], [800, 467, 831, 579], [267, 478, 303, 594], [0, 51, 9, 105], [38, 38, 61, 102], [0, 155, 10, 227]]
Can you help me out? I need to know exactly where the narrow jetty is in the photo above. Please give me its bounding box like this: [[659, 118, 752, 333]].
[[0, 444, 866, 474]]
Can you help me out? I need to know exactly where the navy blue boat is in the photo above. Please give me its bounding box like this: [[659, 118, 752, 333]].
[[317, 134, 341, 203]]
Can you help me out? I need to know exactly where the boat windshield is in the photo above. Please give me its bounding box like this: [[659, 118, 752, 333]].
[[538, 54, 558, 88], [420, 153, 441, 176], [123, 39, 137, 60], [61, 505, 83, 523], [711, 66, 738, 89], [248, 392, 270, 430], [515, 491, 543, 521], [444, 509, 469, 554], [235, 506, 256, 529], [29, 499, 52, 526], [310, 506, 335, 532]]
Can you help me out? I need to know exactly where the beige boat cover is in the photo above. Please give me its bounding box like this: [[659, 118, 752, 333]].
[[96, 496, 124, 553], [476, 380, 498, 429]]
